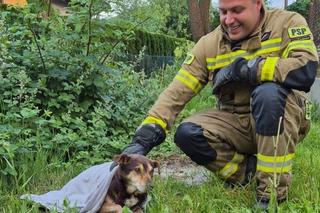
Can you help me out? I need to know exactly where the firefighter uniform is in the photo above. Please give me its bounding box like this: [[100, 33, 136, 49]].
[[135, 6, 319, 202]]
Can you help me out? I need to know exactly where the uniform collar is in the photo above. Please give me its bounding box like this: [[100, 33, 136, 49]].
[[220, 3, 267, 51]]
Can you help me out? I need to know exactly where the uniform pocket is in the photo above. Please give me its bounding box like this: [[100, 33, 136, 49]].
[[297, 97, 311, 141]]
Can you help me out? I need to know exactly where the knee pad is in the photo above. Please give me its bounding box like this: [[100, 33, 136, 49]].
[[251, 83, 289, 136], [174, 122, 217, 165]]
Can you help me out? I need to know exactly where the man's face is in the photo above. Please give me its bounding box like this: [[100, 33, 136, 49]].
[[219, 0, 262, 41]]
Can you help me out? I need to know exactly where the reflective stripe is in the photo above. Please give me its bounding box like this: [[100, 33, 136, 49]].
[[282, 39, 317, 58], [261, 57, 279, 81], [142, 115, 167, 131], [174, 69, 203, 94], [257, 153, 295, 162], [206, 38, 282, 70], [257, 153, 294, 173], [218, 152, 244, 179], [257, 164, 292, 173]]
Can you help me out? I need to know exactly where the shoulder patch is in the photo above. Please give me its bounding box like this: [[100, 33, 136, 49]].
[[288, 27, 311, 39], [183, 53, 195, 65]]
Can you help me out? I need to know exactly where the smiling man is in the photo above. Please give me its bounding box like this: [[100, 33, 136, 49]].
[[219, 0, 262, 41], [120, 0, 319, 210]]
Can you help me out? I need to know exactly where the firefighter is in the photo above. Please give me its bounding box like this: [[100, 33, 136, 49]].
[[121, 0, 319, 209]]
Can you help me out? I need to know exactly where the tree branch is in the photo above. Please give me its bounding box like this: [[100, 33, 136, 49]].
[[28, 21, 46, 71], [100, 17, 151, 64], [86, 0, 94, 56]]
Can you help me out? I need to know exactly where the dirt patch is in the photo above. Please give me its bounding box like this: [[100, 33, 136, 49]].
[[155, 155, 211, 185]]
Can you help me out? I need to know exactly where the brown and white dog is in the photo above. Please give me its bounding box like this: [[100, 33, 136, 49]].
[[99, 154, 160, 213]]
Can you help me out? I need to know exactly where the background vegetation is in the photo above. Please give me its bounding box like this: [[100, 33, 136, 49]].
[[0, 0, 319, 212]]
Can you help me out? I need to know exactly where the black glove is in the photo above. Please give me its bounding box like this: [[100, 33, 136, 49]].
[[110, 124, 165, 171], [122, 123, 166, 156], [212, 57, 263, 94]]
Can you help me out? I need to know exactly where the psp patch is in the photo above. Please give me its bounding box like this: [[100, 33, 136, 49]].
[[288, 27, 311, 39], [183, 53, 195, 65]]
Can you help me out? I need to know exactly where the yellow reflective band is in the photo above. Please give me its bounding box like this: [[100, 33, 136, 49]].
[[142, 116, 167, 131], [257, 153, 294, 173], [206, 38, 282, 70], [261, 57, 279, 81], [257, 153, 295, 163], [260, 37, 282, 46], [257, 164, 292, 173], [282, 40, 317, 58], [218, 152, 244, 179], [175, 69, 202, 94], [206, 49, 246, 63]]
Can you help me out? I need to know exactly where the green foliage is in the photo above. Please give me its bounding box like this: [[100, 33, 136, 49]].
[[104, 19, 188, 56], [114, 0, 191, 39], [286, 0, 311, 19], [1, 0, 319, 212], [0, 0, 177, 186], [211, 7, 220, 30]]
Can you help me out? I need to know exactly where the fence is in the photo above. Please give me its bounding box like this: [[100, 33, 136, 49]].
[[116, 54, 176, 75]]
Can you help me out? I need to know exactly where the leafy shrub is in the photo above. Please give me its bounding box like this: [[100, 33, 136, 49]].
[[286, 0, 311, 19], [0, 0, 179, 184]]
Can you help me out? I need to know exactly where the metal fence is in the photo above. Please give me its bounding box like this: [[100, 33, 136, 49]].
[[118, 54, 175, 75], [308, 0, 320, 50]]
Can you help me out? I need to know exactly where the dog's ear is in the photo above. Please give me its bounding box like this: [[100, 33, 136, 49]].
[[151, 160, 160, 175], [114, 154, 131, 165]]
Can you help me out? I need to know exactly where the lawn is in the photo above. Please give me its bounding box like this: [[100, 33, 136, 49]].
[[1, 86, 320, 212]]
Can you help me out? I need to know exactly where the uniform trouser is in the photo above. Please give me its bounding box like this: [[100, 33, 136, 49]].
[[174, 83, 310, 202]]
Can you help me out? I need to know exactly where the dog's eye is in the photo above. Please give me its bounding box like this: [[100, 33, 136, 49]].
[[135, 167, 141, 174]]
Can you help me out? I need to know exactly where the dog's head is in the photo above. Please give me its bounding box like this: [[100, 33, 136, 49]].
[[114, 154, 160, 195]]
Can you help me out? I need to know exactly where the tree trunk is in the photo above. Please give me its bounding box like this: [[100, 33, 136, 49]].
[[199, 0, 211, 36], [188, 0, 211, 42], [188, 0, 204, 42]]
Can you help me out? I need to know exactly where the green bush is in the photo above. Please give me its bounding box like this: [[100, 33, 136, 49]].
[[0, 1, 179, 185], [286, 0, 311, 19]]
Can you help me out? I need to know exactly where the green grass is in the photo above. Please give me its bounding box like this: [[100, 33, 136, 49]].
[[1, 86, 320, 212], [146, 121, 320, 212]]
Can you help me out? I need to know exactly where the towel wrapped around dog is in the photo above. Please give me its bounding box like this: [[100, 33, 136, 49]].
[[20, 162, 117, 213]]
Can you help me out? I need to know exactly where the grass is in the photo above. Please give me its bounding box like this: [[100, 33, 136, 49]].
[[1, 85, 320, 212], [147, 113, 320, 212], [148, 85, 320, 212]]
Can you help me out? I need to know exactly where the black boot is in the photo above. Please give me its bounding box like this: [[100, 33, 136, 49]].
[[244, 154, 257, 183], [253, 200, 269, 212]]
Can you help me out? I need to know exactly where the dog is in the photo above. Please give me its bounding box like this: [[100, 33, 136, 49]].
[[99, 154, 160, 213]]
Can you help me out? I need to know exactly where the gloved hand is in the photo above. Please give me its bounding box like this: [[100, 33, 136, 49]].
[[122, 123, 166, 155], [110, 124, 165, 171], [212, 57, 263, 94]]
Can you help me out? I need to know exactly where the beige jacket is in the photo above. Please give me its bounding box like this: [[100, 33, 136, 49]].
[[143, 6, 319, 132]]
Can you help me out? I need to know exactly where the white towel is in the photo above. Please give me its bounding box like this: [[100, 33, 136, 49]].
[[21, 162, 117, 213]]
